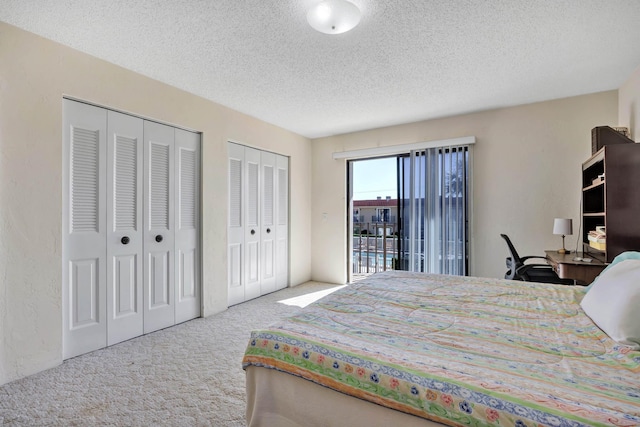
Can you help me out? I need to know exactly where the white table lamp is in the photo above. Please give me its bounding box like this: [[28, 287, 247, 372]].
[[553, 218, 573, 254]]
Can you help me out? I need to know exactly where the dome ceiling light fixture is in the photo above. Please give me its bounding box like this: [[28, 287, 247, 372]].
[[307, 0, 361, 35]]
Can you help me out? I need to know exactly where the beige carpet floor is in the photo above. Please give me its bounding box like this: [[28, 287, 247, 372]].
[[0, 281, 343, 426]]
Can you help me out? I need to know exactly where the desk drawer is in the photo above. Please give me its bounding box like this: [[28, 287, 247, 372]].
[[557, 263, 604, 285], [555, 263, 570, 277]]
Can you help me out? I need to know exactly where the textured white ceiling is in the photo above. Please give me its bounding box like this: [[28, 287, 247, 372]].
[[2, 1, 640, 138]]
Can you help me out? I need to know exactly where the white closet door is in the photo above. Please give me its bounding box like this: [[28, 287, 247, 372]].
[[106, 110, 144, 346], [227, 144, 289, 306], [227, 143, 245, 306], [276, 155, 289, 290], [62, 100, 108, 359], [244, 147, 262, 301], [260, 151, 277, 295], [174, 128, 201, 323], [143, 121, 175, 333]]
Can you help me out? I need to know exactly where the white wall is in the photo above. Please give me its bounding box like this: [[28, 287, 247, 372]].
[[619, 64, 640, 142], [311, 92, 618, 284], [0, 22, 312, 385]]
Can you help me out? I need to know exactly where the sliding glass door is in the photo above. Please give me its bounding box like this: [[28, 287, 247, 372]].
[[398, 145, 471, 275], [347, 142, 471, 281]]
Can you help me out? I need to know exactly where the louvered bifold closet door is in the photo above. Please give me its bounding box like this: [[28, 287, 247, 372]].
[[227, 143, 245, 306], [143, 121, 176, 334], [275, 155, 289, 290], [244, 147, 262, 302], [106, 110, 144, 346], [174, 129, 201, 323], [63, 100, 108, 359], [260, 151, 277, 295]]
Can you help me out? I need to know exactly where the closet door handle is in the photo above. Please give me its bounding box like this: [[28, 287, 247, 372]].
[[155, 235, 163, 243], [266, 228, 271, 233], [121, 236, 130, 245], [250, 229, 256, 235]]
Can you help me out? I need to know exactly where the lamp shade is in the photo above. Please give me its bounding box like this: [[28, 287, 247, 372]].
[[307, 0, 361, 34], [553, 218, 573, 236]]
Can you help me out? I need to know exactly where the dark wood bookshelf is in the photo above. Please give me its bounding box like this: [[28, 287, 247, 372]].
[[581, 143, 640, 263]]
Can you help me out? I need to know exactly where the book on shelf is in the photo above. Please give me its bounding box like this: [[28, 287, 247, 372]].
[[588, 228, 606, 250]]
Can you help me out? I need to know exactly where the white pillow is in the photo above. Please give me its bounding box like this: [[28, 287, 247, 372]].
[[580, 259, 640, 348]]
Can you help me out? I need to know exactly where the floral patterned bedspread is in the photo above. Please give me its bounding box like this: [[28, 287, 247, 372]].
[[242, 271, 640, 426]]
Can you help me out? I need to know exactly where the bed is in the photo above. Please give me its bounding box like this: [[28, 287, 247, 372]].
[[242, 267, 640, 426]]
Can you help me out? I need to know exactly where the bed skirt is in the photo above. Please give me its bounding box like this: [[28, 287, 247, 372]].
[[246, 366, 443, 427]]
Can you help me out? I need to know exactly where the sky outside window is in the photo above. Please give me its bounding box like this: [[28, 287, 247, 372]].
[[352, 157, 397, 201]]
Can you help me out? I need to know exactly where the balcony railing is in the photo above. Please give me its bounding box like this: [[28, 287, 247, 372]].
[[353, 220, 467, 276], [353, 215, 397, 223], [352, 222, 398, 274]]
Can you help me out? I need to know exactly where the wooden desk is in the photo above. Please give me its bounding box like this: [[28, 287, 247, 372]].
[[544, 251, 607, 285]]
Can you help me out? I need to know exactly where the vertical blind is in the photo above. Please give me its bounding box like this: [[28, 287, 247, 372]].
[[399, 144, 471, 275]]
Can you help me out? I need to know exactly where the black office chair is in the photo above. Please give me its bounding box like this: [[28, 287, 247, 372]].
[[500, 234, 573, 285]]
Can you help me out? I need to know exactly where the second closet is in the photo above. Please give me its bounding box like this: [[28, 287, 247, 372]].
[[227, 142, 289, 306]]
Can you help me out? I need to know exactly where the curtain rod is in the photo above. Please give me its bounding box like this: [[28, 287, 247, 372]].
[[332, 136, 475, 160]]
